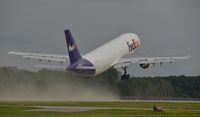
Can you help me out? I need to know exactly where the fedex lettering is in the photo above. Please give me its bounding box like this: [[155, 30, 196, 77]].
[[127, 39, 139, 52]]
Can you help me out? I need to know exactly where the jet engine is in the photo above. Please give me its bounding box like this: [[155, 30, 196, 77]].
[[140, 63, 150, 69]]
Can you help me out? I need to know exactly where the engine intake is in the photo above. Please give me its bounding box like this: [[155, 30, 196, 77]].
[[140, 63, 150, 69]]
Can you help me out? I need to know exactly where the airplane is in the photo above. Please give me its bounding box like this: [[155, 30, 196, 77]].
[[8, 29, 190, 80]]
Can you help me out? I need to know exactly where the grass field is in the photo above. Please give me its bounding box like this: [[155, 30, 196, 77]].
[[0, 101, 200, 117]]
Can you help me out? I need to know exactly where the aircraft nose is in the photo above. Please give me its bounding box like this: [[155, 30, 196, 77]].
[[135, 35, 141, 47]]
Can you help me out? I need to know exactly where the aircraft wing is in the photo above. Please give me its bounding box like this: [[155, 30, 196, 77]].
[[113, 55, 190, 68], [8, 51, 69, 63], [34, 65, 66, 69], [34, 65, 95, 71]]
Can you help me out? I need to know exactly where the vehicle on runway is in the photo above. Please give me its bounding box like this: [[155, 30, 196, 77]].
[[8, 29, 190, 80]]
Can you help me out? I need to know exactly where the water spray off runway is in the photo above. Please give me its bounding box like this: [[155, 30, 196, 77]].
[[0, 73, 120, 101]]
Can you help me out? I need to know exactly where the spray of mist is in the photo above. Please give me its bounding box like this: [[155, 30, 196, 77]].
[[0, 68, 120, 101]]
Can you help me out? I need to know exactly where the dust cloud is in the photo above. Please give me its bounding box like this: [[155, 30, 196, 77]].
[[0, 70, 120, 101]]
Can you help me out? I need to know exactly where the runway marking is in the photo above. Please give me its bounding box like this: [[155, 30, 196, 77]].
[[26, 106, 200, 113]]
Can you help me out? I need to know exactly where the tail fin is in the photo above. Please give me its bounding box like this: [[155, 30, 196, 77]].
[[64, 29, 82, 64]]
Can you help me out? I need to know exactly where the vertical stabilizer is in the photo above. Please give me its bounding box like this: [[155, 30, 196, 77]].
[[64, 29, 82, 64]]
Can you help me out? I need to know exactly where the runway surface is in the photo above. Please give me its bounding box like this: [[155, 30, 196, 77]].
[[24, 100, 200, 113], [27, 105, 200, 113], [28, 106, 152, 112], [28, 106, 98, 112]]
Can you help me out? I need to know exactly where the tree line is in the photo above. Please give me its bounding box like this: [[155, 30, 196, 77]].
[[0, 67, 199, 99]]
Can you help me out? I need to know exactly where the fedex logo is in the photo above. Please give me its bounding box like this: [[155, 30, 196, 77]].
[[68, 43, 77, 51], [127, 39, 139, 52]]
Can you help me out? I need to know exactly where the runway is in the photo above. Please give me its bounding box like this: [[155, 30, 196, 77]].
[[26, 100, 200, 113], [28, 106, 152, 112], [27, 104, 200, 113], [1, 101, 199, 116], [28, 106, 98, 112]]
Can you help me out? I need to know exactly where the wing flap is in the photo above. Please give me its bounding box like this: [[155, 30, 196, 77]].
[[34, 65, 66, 69], [22, 55, 66, 62], [8, 51, 69, 62]]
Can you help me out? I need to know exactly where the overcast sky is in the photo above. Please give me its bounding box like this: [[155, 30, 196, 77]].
[[0, 0, 199, 76]]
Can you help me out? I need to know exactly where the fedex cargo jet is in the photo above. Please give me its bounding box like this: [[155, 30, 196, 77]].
[[8, 29, 190, 80]]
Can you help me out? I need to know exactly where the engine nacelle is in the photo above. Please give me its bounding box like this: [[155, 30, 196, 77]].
[[140, 63, 150, 69]]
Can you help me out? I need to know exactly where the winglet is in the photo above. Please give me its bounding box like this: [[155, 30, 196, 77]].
[[8, 51, 15, 54], [187, 55, 191, 58], [8, 51, 22, 55]]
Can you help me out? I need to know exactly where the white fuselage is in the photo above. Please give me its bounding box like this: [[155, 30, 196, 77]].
[[83, 33, 140, 75]]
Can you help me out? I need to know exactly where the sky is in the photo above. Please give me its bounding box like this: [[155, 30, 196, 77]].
[[0, 0, 199, 76]]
